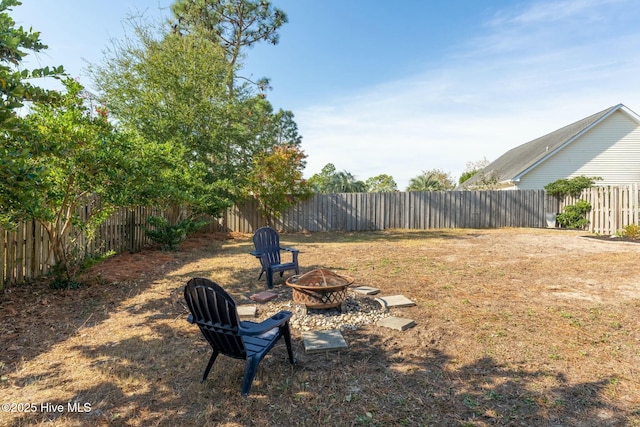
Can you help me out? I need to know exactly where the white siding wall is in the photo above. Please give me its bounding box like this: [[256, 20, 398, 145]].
[[517, 111, 640, 189]]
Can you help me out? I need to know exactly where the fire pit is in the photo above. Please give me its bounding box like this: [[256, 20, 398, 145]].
[[286, 269, 353, 312]]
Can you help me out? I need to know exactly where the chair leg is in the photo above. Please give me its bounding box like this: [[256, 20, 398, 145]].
[[266, 268, 274, 289], [201, 351, 219, 383], [241, 356, 261, 396], [282, 323, 296, 365]]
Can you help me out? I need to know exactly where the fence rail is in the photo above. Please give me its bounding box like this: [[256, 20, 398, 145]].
[[2, 186, 639, 288]]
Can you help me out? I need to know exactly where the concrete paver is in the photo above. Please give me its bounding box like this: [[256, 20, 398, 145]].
[[237, 305, 257, 317], [377, 316, 416, 331], [302, 330, 348, 353], [375, 295, 416, 308], [351, 286, 380, 295]]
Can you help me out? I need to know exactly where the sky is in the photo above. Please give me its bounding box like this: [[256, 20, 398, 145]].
[[10, 0, 640, 190]]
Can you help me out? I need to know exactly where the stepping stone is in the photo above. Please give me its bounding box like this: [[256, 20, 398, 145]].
[[249, 291, 278, 303], [302, 330, 348, 353], [377, 316, 416, 331], [375, 295, 416, 308], [352, 286, 380, 295], [237, 305, 257, 318]]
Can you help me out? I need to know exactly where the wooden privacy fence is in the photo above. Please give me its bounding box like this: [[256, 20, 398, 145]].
[[560, 183, 640, 235], [223, 190, 556, 233], [1, 206, 158, 287], [2, 187, 639, 288], [0, 204, 212, 289]]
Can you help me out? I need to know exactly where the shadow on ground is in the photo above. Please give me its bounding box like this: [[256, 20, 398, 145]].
[[0, 230, 636, 426]]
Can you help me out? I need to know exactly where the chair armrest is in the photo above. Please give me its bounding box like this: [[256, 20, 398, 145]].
[[239, 311, 292, 336], [282, 247, 299, 264], [250, 250, 263, 258], [187, 314, 195, 324]]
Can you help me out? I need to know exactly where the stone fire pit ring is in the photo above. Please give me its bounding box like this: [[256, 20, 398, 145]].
[[286, 269, 354, 311]]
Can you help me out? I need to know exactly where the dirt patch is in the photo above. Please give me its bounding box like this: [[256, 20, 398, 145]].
[[1, 228, 639, 426]]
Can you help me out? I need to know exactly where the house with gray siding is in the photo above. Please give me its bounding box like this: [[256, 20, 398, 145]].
[[458, 104, 640, 190]]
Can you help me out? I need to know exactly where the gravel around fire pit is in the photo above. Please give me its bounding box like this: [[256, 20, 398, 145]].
[[254, 287, 389, 331]]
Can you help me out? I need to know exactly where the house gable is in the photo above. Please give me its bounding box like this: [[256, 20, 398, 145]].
[[460, 104, 640, 190], [516, 110, 640, 189]]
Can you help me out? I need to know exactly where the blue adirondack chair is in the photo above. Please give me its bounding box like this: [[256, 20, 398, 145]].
[[184, 277, 296, 396], [250, 226, 300, 289]]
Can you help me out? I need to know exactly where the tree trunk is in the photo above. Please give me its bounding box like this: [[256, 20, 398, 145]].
[[42, 220, 73, 283]]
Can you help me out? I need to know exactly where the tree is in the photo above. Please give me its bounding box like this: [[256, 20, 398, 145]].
[[0, 0, 64, 132], [406, 169, 455, 192], [170, 0, 287, 95], [91, 11, 300, 216], [308, 163, 336, 193], [459, 158, 490, 185], [2, 79, 163, 285], [463, 171, 500, 190], [544, 176, 602, 198], [365, 174, 398, 192], [327, 171, 367, 193], [246, 145, 312, 224], [269, 109, 302, 147], [0, 0, 65, 214], [307, 164, 367, 193], [91, 20, 249, 215]]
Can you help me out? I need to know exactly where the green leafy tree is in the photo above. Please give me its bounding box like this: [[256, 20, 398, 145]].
[[0, 0, 64, 132], [365, 174, 398, 192], [307, 164, 366, 193], [544, 176, 602, 198], [0, 0, 65, 219], [308, 163, 336, 193], [458, 170, 476, 185], [246, 145, 312, 224], [170, 0, 287, 95], [2, 79, 163, 285], [92, 22, 245, 214], [169, 0, 296, 173], [91, 10, 298, 215], [407, 169, 455, 191], [270, 109, 302, 147], [327, 171, 367, 193]]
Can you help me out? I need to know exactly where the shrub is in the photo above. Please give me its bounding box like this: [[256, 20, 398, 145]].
[[556, 200, 592, 229], [145, 216, 208, 250], [544, 176, 601, 198], [621, 224, 640, 239]]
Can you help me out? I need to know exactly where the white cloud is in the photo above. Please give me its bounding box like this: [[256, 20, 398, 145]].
[[488, 0, 620, 27]]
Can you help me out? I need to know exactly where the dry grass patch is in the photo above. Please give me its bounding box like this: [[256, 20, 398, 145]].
[[1, 228, 640, 426]]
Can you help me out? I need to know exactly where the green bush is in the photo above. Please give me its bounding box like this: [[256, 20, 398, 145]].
[[145, 216, 208, 250], [556, 200, 592, 229], [544, 176, 601, 198]]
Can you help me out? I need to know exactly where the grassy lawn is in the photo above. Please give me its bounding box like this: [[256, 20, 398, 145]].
[[1, 228, 639, 426]]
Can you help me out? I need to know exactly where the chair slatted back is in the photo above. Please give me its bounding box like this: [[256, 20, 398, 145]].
[[184, 278, 246, 359], [252, 227, 282, 266]]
